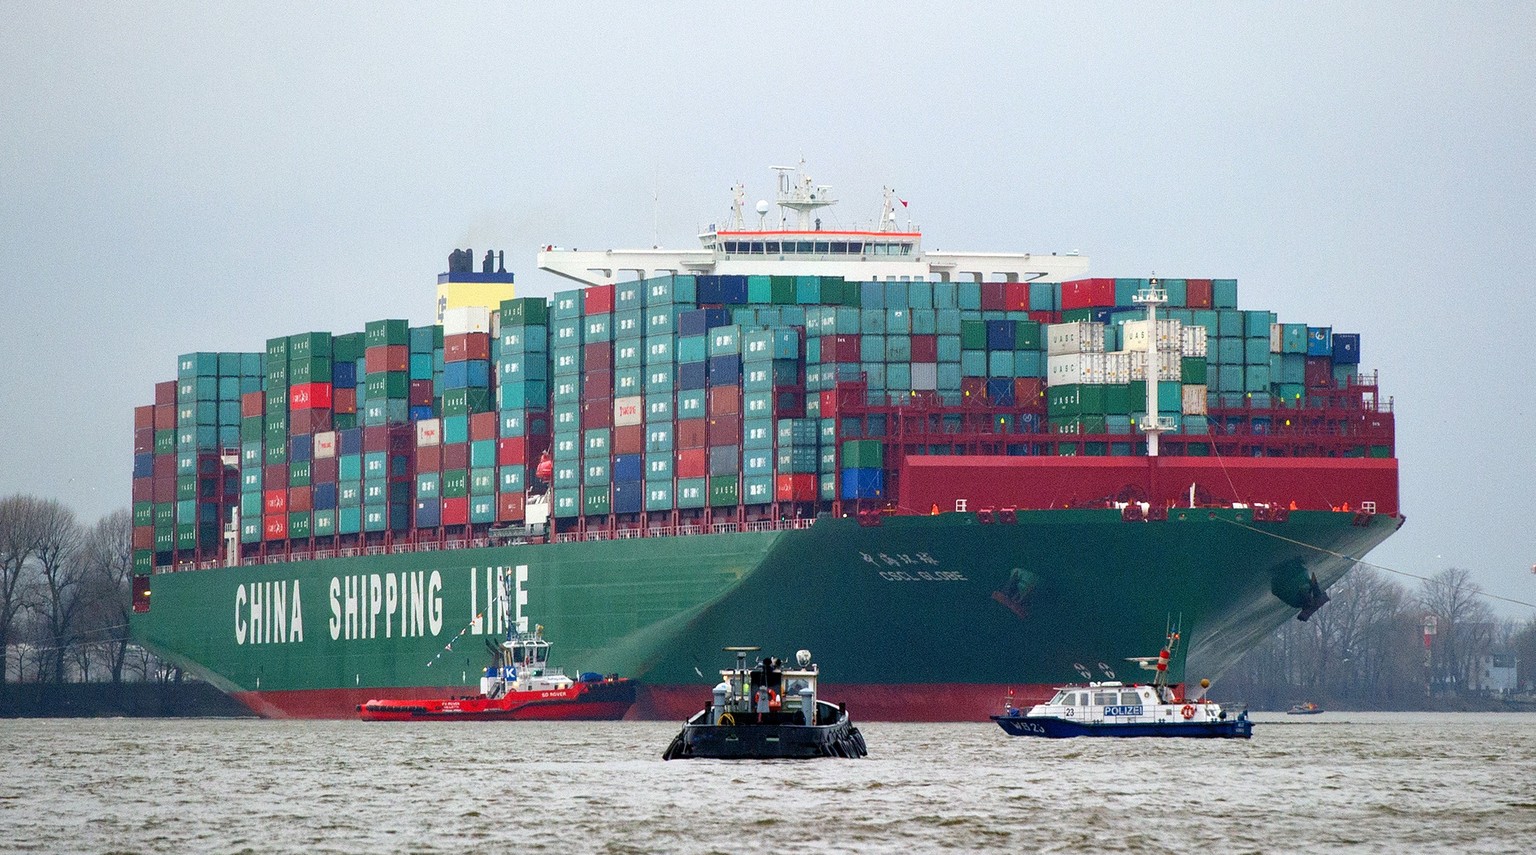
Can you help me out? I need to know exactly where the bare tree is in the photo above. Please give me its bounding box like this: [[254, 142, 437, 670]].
[[0, 495, 46, 688], [1419, 568, 1494, 695], [77, 510, 134, 683], [28, 499, 84, 683]]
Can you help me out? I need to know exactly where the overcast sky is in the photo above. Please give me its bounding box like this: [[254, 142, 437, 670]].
[[2, 3, 1532, 614]]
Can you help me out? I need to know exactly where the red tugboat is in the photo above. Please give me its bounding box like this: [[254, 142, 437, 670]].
[[357, 623, 636, 722]]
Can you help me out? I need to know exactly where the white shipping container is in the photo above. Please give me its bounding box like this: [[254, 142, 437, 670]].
[[910, 362, 938, 391], [613, 396, 643, 426], [442, 306, 491, 336], [1120, 319, 1183, 352], [1269, 323, 1283, 354], [1180, 326, 1208, 357], [1047, 352, 1107, 386], [416, 419, 442, 448], [313, 431, 337, 459], [1127, 350, 1182, 381], [1104, 352, 1132, 385], [1046, 321, 1107, 356], [1182, 384, 1209, 416]]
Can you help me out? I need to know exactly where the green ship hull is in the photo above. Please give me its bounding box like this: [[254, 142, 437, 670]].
[[130, 509, 1400, 720]]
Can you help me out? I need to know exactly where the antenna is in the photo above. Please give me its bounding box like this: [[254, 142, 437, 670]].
[[755, 199, 770, 229]]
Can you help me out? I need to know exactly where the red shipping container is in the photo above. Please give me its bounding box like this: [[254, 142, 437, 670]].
[[441, 496, 469, 527], [149, 455, 172, 480], [132, 478, 152, 502], [289, 409, 332, 436], [830, 335, 861, 363], [775, 473, 817, 502], [676, 448, 707, 479], [1004, 281, 1031, 312], [497, 436, 527, 466], [581, 398, 613, 428], [443, 442, 469, 470], [132, 526, 154, 549], [708, 414, 742, 445], [980, 281, 1007, 312], [1015, 377, 1046, 407], [134, 405, 155, 430], [289, 382, 333, 411], [240, 391, 264, 418], [469, 412, 497, 442], [311, 457, 338, 482], [264, 489, 288, 515], [675, 419, 707, 449], [409, 380, 435, 407], [910, 335, 937, 363], [708, 386, 741, 416], [388, 425, 415, 453], [1028, 310, 1061, 325], [498, 492, 526, 522], [152, 479, 175, 503], [1060, 278, 1116, 310], [417, 444, 442, 472], [262, 463, 285, 486], [154, 380, 177, 407], [612, 424, 644, 455], [335, 387, 358, 414], [289, 486, 312, 513], [583, 370, 613, 399], [1304, 356, 1334, 388], [961, 377, 987, 401], [819, 389, 839, 417], [364, 345, 409, 374], [584, 283, 615, 315], [263, 514, 288, 541], [584, 343, 614, 371], [134, 428, 154, 454], [1185, 279, 1213, 309], [154, 404, 176, 430], [444, 332, 491, 363], [362, 426, 389, 453]]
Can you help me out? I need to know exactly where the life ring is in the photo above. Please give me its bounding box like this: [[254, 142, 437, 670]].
[[717, 712, 735, 726], [1181, 704, 1196, 720]]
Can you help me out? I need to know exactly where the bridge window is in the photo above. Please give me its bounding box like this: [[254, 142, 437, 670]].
[[830, 242, 848, 253], [814, 242, 830, 253], [848, 241, 862, 254], [797, 241, 813, 253], [765, 242, 779, 254], [750, 242, 764, 254]]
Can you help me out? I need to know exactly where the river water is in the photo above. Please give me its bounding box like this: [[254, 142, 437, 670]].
[[3, 712, 1534, 853]]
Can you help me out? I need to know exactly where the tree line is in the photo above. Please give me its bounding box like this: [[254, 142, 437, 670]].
[[1222, 566, 1536, 709], [0, 494, 172, 689]]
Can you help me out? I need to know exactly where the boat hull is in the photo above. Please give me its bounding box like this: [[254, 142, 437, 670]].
[[991, 712, 1253, 739], [357, 678, 636, 722], [130, 509, 1400, 721], [665, 711, 867, 760]]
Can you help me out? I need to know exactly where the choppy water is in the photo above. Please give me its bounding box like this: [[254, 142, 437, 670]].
[[2, 713, 1534, 853]]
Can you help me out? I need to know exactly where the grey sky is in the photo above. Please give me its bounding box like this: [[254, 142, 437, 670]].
[[2, 3, 1533, 614]]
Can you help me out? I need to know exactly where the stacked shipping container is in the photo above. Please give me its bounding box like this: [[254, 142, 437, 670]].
[[133, 272, 1377, 572]]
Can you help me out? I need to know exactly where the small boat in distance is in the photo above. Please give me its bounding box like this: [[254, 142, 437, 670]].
[[1287, 702, 1324, 715], [991, 629, 1253, 739], [662, 646, 867, 759], [357, 623, 636, 722]]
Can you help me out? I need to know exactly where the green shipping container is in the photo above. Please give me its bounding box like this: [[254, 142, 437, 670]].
[[841, 439, 883, 468], [708, 476, 740, 507], [365, 319, 409, 348]]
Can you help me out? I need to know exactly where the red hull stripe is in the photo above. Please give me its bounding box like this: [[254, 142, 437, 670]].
[[234, 683, 1061, 722]]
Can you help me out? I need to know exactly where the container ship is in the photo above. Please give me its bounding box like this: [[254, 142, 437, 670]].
[[128, 167, 1401, 720]]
